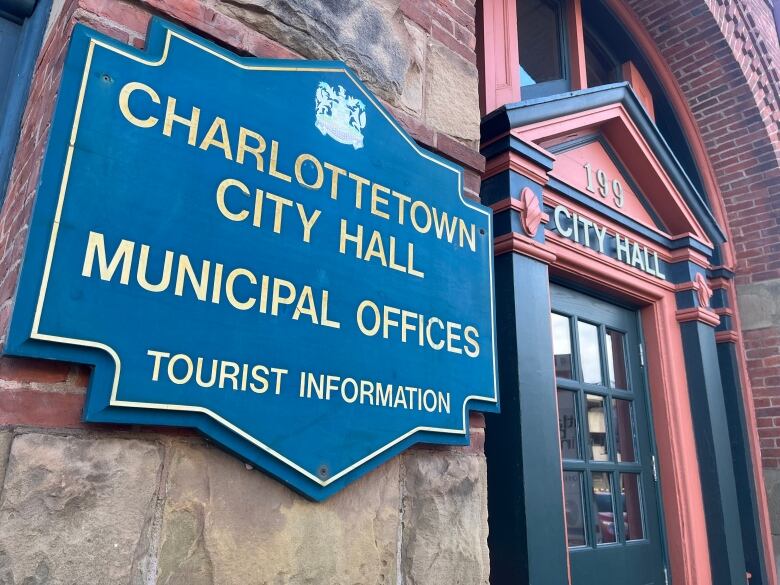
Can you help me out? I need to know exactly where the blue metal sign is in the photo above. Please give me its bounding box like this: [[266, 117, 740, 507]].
[[6, 19, 498, 500]]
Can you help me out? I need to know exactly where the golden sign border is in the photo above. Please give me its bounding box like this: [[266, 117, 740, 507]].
[[31, 25, 498, 488]]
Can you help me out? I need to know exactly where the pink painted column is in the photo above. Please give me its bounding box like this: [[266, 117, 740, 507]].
[[479, 0, 521, 115]]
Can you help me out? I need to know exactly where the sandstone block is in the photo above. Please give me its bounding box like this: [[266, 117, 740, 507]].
[[736, 278, 780, 331], [157, 442, 400, 585], [764, 468, 780, 534], [0, 431, 11, 482], [0, 433, 163, 585], [424, 41, 481, 142], [213, 0, 418, 106], [401, 448, 489, 585], [399, 17, 427, 114], [774, 535, 780, 585]]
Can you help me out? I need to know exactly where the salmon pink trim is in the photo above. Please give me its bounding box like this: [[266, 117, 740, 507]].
[[494, 232, 557, 263], [694, 273, 714, 308], [491, 195, 550, 223], [641, 295, 713, 585], [675, 307, 721, 327], [621, 61, 655, 120], [715, 330, 740, 344], [518, 187, 546, 236], [517, 104, 712, 244], [720, 280, 777, 584], [479, 0, 521, 115], [667, 247, 711, 267], [567, 0, 587, 91], [484, 150, 552, 184]]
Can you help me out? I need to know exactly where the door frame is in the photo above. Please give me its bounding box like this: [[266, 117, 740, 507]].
[[481, 86, 761, 585], [546, 215, 712, 585], [550, 278, 670, 582]]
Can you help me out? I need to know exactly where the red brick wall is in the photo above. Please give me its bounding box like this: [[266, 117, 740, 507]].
[[624, 0, 780, 467]]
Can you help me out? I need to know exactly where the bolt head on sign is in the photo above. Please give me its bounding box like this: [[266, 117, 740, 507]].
[[6, 19, 498, 500]]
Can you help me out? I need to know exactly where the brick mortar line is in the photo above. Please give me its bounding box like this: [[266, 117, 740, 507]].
[[724, 0, 780, 140], [730, 0, 780, 112]]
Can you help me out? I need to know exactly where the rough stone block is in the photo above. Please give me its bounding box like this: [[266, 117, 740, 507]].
[[157, 442, 400, 585], [424, 40, 480, 142], [774, 534, 780, 585], [400, 17, 427, 114], [0, 433, 164, 585], [737, 278, 780, 331], [213, 0, 419, 106], [401, 448, 489, 585], [764, 468, 780, 534], [0, 431, 11, 482]]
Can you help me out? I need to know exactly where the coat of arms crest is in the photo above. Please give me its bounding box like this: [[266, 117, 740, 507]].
[[315, 82, 367, 149]]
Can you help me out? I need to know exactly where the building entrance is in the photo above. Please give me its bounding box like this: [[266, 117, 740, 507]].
[[551, 284, 667, 585]]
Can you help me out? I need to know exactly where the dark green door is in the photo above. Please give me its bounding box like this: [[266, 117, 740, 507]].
[[551, 284, 667, 585]]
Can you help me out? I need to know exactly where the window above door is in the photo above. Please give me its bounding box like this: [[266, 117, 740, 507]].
[[517, 0, 570, 99], [478, 0, 709, 201]]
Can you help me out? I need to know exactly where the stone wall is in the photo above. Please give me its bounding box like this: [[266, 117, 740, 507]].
[[0, 1, 490, 583], [0, 430, 488, 585]]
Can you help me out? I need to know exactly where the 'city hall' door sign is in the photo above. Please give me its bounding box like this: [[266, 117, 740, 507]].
[[6, 19, 498, 500]]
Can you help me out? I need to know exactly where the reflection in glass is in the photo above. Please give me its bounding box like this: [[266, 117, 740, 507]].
[[552, 313, 573, 379], [621, 474, 645, 541], [613, 399, 637, 462], [586, 394, 608, 461], [563, 471, 587, 547], [517, 0, 563, 86], [578, 321, 602, 384], [591, 472, 617, 544], [585, 33, 618, 87], [606, 329, 628, 389], [557, 390, 580, 459]]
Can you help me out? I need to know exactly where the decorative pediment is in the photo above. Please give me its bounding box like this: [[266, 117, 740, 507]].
[[545, 135, 665, 231], [481, 83, 725, 250]]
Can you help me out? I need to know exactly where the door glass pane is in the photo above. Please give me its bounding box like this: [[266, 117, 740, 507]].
[[605, 329, 628, 389], [585, 33, 618, 88], [557, 390, 580, 459], [621, 473, 645, 541], [586, 394, 608, 461], [591, 472, 617, 544], [613, 399, 637, 462], [577, 321, 602, 384], [551, 313, 574, 379], [517, 0, 563, 86], [563, 471, 587, 547]]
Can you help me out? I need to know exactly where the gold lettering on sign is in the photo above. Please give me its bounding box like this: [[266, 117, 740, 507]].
[[118, 82, 160, 128], [115, 81, 482, 259], [81, 231, 343, 329]]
